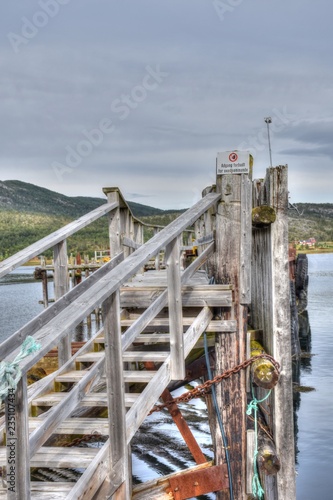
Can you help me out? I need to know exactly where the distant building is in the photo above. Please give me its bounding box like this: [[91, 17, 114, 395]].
[[298, 238, 316, 247]]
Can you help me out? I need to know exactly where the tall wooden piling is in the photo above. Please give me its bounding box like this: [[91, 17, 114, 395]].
[[213, 153, 252, 499], [250, 165, 296, 499]]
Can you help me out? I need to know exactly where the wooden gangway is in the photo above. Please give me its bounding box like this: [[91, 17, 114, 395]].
[[0, 164, 296, 500]]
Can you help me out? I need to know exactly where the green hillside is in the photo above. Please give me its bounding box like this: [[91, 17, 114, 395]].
[[288, 203, 333, 242], [0, 180, 182, 259], [1, 180, 333, 260]]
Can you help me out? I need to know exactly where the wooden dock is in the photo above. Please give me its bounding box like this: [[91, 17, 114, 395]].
[[0, 160, 296, 499]]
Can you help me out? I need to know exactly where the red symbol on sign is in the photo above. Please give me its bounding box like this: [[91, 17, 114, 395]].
[[229, 152, 238, 162]]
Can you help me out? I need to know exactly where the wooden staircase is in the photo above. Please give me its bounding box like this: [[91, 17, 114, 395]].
[[0, 276, 234, 499]]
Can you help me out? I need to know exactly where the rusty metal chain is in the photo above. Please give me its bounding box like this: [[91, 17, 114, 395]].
[[62, 432, 104, 448], [149, 354, 280, 415]]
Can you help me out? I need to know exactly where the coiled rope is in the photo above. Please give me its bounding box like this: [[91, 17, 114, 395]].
[[246, 388, 272, 499], [0, 336, 41, 403]]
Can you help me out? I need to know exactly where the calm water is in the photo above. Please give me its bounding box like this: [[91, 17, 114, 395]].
[[295, 253, 333, 499], [0, 257, 332, 498]]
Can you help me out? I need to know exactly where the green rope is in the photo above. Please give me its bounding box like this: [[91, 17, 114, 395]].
[[246, 388, 272, 499], [0, 336, 41, 402]]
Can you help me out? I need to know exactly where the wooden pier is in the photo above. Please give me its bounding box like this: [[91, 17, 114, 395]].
[[0, 159, 296, 499]]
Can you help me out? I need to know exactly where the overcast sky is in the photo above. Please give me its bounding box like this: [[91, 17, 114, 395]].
[[1, 0, 332, 209]]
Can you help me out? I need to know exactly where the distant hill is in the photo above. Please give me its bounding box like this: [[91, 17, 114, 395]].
[[288, 203, 333, 242], [0, 180, 333, 260], [0, 180, 167, 218], [0, 180, 183, 259]]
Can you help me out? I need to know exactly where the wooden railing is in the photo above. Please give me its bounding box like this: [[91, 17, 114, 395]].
[[0, 190, 221, 498]]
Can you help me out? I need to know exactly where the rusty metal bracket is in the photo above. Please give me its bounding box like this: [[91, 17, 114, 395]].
[[167, 464, 229, 499]]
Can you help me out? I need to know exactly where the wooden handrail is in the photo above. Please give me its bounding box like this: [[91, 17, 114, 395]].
[[1, 192, 220, 373], [0, 201, 118, 279]]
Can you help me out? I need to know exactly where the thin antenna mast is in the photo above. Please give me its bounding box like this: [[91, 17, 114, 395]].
[[264, 117, 273, 167]]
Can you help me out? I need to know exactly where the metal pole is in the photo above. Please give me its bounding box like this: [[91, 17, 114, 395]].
[[264, 117, 273, 167]]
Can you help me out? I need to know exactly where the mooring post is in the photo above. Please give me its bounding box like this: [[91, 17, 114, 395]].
[[214, 151, 252, 499]]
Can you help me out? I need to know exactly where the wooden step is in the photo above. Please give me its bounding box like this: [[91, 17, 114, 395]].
[[31, 392, 140, 409], [29, 417, 110, 435], [0, 482, 74, 500], [123, 370, 157, 382], [0, 447, 98, 468], [120, 285, 232, 308], [75, 351, 169, 363], [55, 370, 88, 383], [119, 318, 236, 332], [55, 370, 157, 384]]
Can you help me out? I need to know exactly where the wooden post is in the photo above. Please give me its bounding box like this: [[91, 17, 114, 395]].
[[250, 166, 295, 499], [120, 208, 130, 258], [268, 166, 296, 499], [102, 290, 130, 497], [41, 269, 48, 308], [165, 235, 185, 380], [103, 188, 121, 258], [54, 239, 70, 366], [214, 152, 252, 499], [5, 377, 30, 499], [154, 228, 160, 270]]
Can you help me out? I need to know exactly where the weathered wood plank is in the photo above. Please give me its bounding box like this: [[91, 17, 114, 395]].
[[240, 174, 252, 304], [54, 239, 71, 366], [0, 201, 118, 279], [5, 376, 30, 499], [268, 165, 296, 499], [0, 447, 99, 468], [122, 236, 141, 250], [117, 317, 236, 332], [103, 189, 122, 257], [165, 235, 184, 380], [120, 286, 232, 308], [0, 483, 74, 500], [102, 290, 129, 493], [75, 351, 169, 363], [31, 392, 139, 408], [214, 167, 248, 500], [28, 417, 109, 435]]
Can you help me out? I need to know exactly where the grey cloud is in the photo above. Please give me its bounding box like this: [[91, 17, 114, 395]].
[[1, 1, 333, 206]]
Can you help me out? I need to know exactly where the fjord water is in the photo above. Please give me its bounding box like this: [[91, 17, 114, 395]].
[[0, 257, 332, 499], [295, 253, 333, 499]]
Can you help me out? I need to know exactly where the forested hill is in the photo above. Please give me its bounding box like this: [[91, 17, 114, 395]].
[[0, 180, 182, 259], [0, 180, 166, 218], [288, 203, 333, 242], [0, 180, 333, 259]]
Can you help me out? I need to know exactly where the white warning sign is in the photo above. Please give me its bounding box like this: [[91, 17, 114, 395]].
[[216, 151, 250, 175]]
